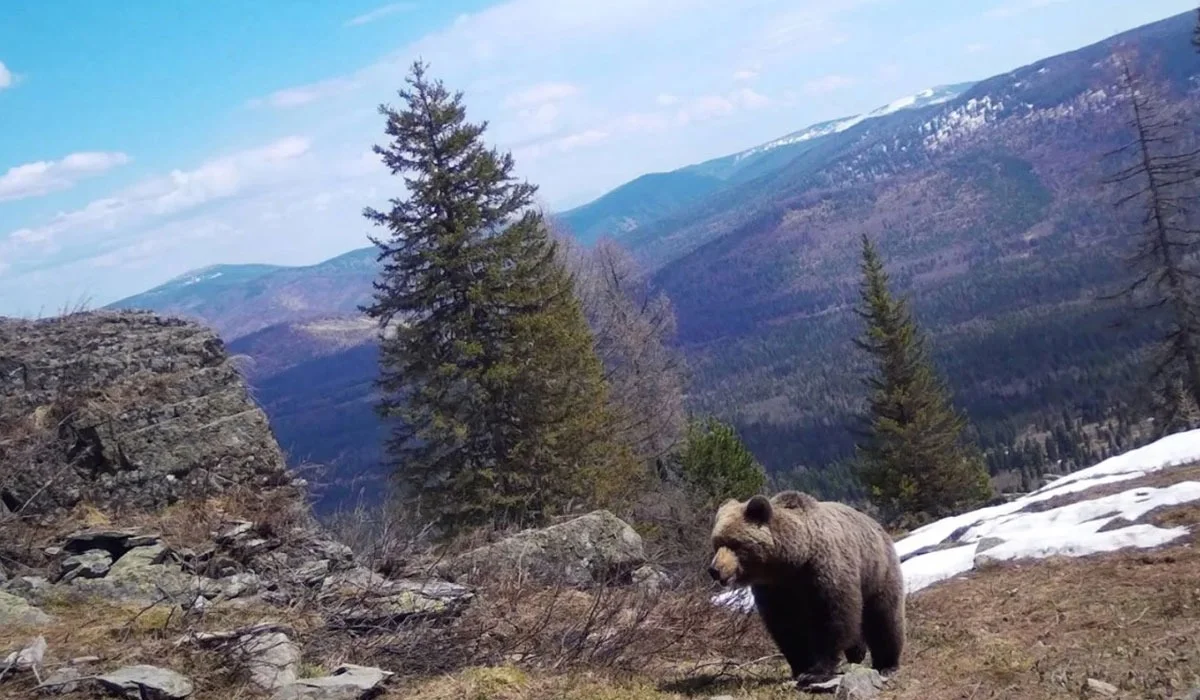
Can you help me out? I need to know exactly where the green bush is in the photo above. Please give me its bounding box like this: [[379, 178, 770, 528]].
[[678, 416, 767, 508]]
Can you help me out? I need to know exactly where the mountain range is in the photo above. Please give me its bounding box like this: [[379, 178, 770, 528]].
[[109, 9, 1200, 513]]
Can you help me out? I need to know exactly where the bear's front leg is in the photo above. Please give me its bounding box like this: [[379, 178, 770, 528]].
[[794, 572, 863, 685], [750, 584, 817, 680]]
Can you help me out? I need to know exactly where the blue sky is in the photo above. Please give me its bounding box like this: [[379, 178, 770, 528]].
[[0, 0, 1196, 316]]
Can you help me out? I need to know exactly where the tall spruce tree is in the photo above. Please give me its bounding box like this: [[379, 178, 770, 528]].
[[853, 234, 992, 524], [361, 62, 636, 536]]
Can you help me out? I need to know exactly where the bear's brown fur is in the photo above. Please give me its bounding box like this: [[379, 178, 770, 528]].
[[709, 490, 905, 684]]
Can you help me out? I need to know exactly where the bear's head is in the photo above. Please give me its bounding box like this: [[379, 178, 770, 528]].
[[708, 491, 816, 586]]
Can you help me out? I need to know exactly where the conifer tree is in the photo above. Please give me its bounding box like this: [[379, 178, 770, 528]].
[[677, 416, 766, 510], [1104, 54, 1200, 414], [852, 234, 992, 524], [361, 62, 636, 536]]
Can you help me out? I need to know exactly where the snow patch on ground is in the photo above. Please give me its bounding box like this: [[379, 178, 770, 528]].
[[712, 429, 1200, 613]]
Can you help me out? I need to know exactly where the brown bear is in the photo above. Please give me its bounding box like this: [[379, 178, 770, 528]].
[[708, 490, 905, 684]]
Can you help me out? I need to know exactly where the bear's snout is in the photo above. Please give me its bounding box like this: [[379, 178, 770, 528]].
[[709, 547, 740, 585]]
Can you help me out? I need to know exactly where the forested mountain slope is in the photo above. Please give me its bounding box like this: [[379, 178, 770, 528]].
[[108, 10, 1200, 509], [626, 11, 1200, 490]]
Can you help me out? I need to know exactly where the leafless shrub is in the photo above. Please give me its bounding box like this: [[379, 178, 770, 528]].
[[299, 563, 772, 683]]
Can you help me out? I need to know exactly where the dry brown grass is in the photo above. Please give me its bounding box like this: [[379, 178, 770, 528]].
[[888, 542, 1200, 700], [0, 593, 323, 699]]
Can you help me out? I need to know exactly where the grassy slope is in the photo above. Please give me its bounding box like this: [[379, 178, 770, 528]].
[[3, 472, 1197, 700]]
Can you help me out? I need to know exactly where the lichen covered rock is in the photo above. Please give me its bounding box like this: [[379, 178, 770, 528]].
[[439, 510, 647, 587], [0, 311, 297, 516], [0, 589, 52, 626]]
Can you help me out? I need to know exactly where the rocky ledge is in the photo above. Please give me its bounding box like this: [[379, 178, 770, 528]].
[[0, 311, 297, 517]]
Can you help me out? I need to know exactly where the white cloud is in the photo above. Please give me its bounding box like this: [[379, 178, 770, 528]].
[[249, 78, 357, 109], [503, 82, 580, 109], [344, 2, 415, 27], [515, 129, 609, 162], [617, 112, 673, 133], [521, 103, 561, 135], [0, 151, 130, 202], [655, 93, 679, 107], [0, 61, 12, 90], [733, 87, 770, 109], [985, 0, 1069, 19], [4, 137, 309, 251], [733, 69, 759, 82], [674, 87, 770, 125], [803, 74, 856, 95]]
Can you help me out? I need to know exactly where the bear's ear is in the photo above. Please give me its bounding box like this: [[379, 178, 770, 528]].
[[745, 494, 773, 525]]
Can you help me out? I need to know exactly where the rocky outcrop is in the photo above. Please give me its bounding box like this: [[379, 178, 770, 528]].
[[0, 310, 471, 698], [438, 510, 649, 588], [0, 311, 296, 517]]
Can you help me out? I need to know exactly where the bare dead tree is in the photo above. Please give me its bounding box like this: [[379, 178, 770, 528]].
[[1103, 51, 1200, 412], [553, 230, 688, 468]]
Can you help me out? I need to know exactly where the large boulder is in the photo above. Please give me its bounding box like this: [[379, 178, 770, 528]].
[[0, 311, 302, 517], [438, 510, 648, 587]]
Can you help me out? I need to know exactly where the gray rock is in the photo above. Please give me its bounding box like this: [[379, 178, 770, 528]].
[[241, 631, 301, 690], [173, 621, 297, 688], [632, 565, 670, 594], [295, 559, 331, 586], [38, 666, 82, 695], [439, 510, 647, 587], [0, 312, 305, 519], [61, 529, 140, 556], [320, 570, 473, 628], [270, 664, 393, 700], [0, 590, 52, 626], [71, 544, 192, 603], [836, 667, 885, 700], [126, 534, 162, 548], [70, 656, 101, 665], [112, 544, 169, 570], [311, 539, 354, 565], [96, 665, 193, 699], [58, 549, 113, 582], [974, 536, 1005, 554], [215, 520, 255, 543], [200, 572, 261, 601], [1085, 678, 1119, 696], [1183, 687, 1200, 700], [3, 576, 55, 606]]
